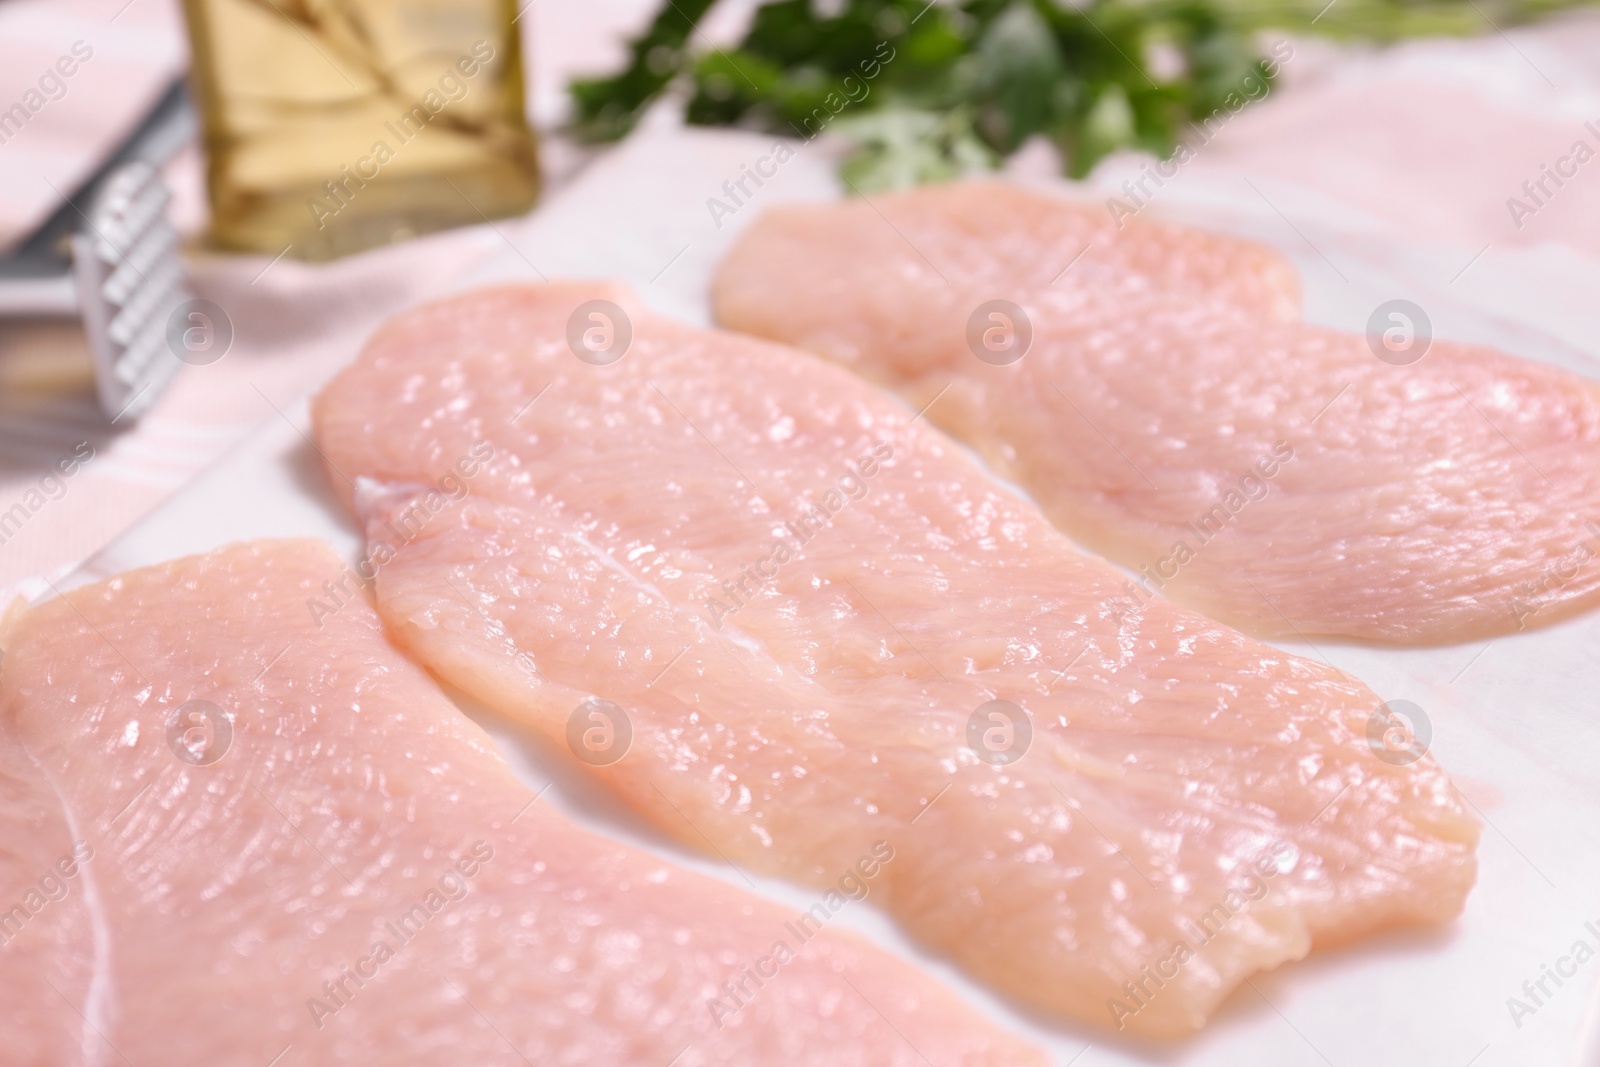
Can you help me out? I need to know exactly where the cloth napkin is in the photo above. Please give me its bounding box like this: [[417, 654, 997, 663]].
[[0, 0, 186, 254]]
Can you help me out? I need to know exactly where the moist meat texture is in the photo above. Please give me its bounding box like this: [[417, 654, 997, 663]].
[[0, 539, 1043, 1066], [312, 282, 1479, 1037], [713, 180, 1600, 643]]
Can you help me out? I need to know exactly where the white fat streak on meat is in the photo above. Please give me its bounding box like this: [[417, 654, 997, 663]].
[[28, 749, 113, 1066]]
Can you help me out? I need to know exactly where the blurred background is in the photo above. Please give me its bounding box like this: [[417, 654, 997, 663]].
[[2, 0, 1598, 602]]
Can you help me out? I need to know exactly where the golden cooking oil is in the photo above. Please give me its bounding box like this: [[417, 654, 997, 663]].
[[181, 0, 539, 261]]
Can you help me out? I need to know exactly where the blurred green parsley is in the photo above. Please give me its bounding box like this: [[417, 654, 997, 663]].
[[568, 0, 1596, 191]]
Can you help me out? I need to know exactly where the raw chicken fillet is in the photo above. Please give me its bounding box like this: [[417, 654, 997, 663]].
[[312, 282, 1479, 1037], [0, 539, 1041, 1065], [713, 180, 1600, 642]]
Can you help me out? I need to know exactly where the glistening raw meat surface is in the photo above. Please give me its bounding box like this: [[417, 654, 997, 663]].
[[312, 283, 1479, 1037], [713, 180, 1600, 642], [711, 180, 1299, 390], [0, 539, 1040, 1066]]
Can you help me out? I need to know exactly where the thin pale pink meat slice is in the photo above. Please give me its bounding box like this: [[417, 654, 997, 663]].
[[311, 282, 1479, 1037], [710, 179, 1299, 389], [0, 539, 1041, 1066], [712, 180, 1600, 642]]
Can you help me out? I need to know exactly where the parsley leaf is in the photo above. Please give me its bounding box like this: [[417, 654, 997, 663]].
[[568, 0, 1588, 190]]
